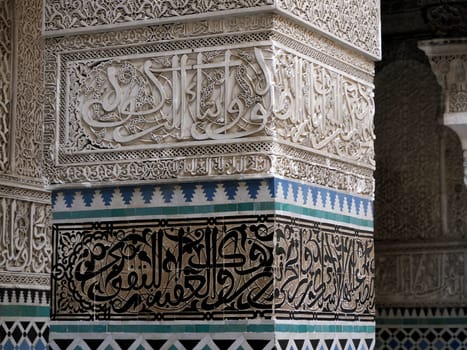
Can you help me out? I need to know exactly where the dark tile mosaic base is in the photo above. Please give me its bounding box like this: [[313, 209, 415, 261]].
[[0, 320, 48, 350], [376, 307, 467, 350]]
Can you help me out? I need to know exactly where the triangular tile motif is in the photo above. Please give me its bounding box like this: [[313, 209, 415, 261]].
[[213, 339, 236, 350], [311, 186, 319, 206], [294, 339, 305, 350], [324, 340, 334, 350], [329, 190, 337, 210], [202, 182, 218, 201], [266, 178, 276, 198], [160, 184, 175, 203], [278, 340, 289, 350], [278, 179, 290, 200], [246, 339, 270, 349], [51, 191, 58, 208], [146, 339, 168, 350], [290, 181, 300, 202], [55, 339, 74, 350], [245, 179, 262, 199], [180, 182, 197, 202], [100, 187, 115, 206], [364, 339, 373, 350], [81, 188, 95, 207], [179, 340, 200, 350], [115, 339, 135, 350], [222, 181, 239, 200], [310, 339, 320, 350], [83, 339, 105, 350], [62, 189, 76, 208], [140, 185, 156, 203], [301, 183, 309, 204], [120, 186, 135, 205]]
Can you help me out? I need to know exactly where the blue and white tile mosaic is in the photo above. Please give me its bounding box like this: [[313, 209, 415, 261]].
[[49, 321, 375, 350], [52, 178, 373, 229]]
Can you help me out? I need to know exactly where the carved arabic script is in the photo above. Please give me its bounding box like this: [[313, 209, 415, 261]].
[[70, 48, 272, 149]]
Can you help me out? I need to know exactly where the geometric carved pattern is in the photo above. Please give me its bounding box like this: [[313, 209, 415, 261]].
[[51, 215, 374, 321], [43, 0, 381, 58]]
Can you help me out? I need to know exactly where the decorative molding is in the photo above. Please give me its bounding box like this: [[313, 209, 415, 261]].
[[42, 1, 381, 59], [0, 183, 50, 204], [419, 38, 467, 185], [51, 215, 373, 321]]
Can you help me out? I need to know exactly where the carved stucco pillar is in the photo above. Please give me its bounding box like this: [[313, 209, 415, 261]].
[[43, 1, 381, 350], [0, 0, 51, 349], [419, 38, 467, 185]]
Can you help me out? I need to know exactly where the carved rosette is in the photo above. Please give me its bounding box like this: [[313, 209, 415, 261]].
[[419, 38, 467, 185]]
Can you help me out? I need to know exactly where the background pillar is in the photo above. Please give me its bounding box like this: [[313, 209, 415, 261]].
[[43, 2, 381, 349]]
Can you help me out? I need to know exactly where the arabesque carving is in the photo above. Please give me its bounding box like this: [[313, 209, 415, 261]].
[[43, 0, 381, 58], [0, 0, 12, 173], [0, 197, 52, 276], [12, 0, 44, 179], [277, 0, 381, 58]]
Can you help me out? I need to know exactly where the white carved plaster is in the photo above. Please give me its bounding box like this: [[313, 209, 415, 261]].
[[419, 38, 467, 185], [0, 0, 52, 289], [43, 16, 376, 193], [43, 0, 381, 59], [0, 0, 11, 174]]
